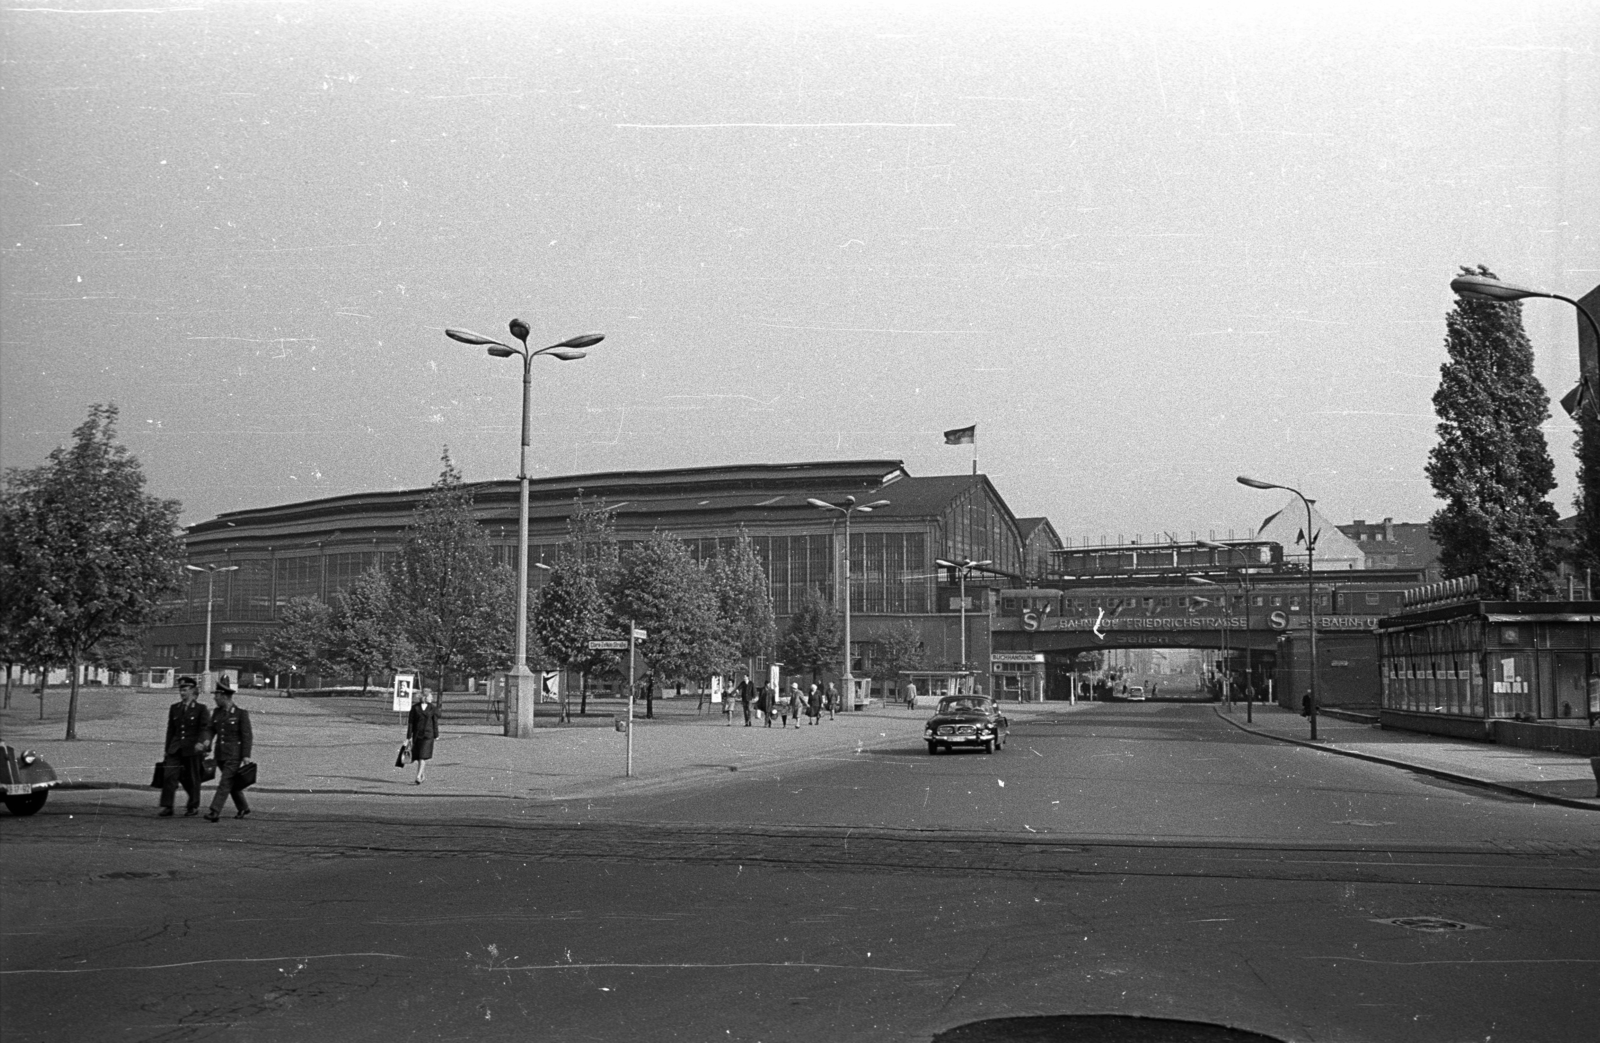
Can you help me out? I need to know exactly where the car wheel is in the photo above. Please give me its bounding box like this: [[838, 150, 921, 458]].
[[984, 738, 995, 754], [4, 790, 48, 817], [927, 741, 939, 755]]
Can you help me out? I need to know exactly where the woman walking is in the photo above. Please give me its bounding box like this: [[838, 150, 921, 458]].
[[407, 689, 440, 785], [806, 683, 822, 725]]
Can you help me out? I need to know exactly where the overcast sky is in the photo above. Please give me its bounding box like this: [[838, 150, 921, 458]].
[[3, 0, 1596, 543]]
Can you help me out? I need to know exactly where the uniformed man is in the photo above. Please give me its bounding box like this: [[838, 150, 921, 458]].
[[203, 678, 253, 822], [158, 676, 211, 817]]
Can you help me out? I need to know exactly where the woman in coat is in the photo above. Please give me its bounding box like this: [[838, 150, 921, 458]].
[[806, 684, 821, 725], [406, 690, 440, 785], [759, 683, 776, 728]]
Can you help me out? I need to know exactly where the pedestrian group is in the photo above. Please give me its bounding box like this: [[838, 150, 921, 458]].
[[157, 675, 254, 821]]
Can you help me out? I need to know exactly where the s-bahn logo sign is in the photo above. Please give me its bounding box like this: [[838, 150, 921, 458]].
[[1020, 610, 1377, 633]]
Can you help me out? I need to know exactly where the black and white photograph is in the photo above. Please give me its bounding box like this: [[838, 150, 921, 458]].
[[2, 1, 1597, 1040]]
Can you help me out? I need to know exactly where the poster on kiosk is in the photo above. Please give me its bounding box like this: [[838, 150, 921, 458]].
[[392, 672, 416, 713]]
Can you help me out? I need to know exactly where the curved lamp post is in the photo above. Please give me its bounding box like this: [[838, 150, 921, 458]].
[[1237, 476, 1320, 740], [446, 321, 602, 738], [1199, 539, 1257, 722], [934, 557, 993, 693], [1187, 576, 1229, 708], [1451, 273, 1600, 419], [185, 563, 238, 693], [808, 495, 890, 710]]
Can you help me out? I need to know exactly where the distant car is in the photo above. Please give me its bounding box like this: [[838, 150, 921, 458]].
[[1126, 685, 1146, 701], [924, 694, 1009, 754], [0, 742, 59, 816]]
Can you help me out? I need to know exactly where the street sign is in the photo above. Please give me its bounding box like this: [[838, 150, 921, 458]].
[[588, 639, 629, 650], [631, 628, 648, 640], [391, 672, 416, 713]]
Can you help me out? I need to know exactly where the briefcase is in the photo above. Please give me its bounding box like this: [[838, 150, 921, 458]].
[[232, 762, 258, 791], [150, 762, 165, 789]]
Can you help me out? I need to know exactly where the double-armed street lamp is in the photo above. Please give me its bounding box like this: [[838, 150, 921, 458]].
[[807, 494, 890, 710], [934, 557, 992, 694], [185, 563, 239, 693], [1451, 273, 1600, 420], [446, 320, 603, 738], [1237, 476, 1321, 739]]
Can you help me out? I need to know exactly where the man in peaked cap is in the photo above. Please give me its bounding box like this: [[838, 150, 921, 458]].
[[158, 676, 210, 817], [203, 678, 253, 822]]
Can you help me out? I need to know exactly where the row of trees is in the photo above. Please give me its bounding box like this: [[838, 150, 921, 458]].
[[263, 469, 928, 703]]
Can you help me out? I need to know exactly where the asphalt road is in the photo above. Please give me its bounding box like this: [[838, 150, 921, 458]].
[[3, 704, 1597, 1043]]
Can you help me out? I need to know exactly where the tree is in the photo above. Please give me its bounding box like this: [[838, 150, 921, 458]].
[[259, 596, 334, 683], [614, 532, 726, 718], [0, 405, 184, 739], [1571, 412, 1600, 584], [532, 496, 623, 714], [1426, 266, 1562, 599], [327, 567, 414, 693], [707, 531, 776, 675], [869, 619, 925, 688], [778, 586, 843, 685], [390, 452, 512, 700]]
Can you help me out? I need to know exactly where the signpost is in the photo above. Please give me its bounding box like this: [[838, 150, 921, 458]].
[[391, 672, 416, 713], [589, 624, 650, 777]]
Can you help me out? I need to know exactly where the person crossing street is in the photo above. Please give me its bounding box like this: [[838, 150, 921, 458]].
[[157, 675, 210, 817]]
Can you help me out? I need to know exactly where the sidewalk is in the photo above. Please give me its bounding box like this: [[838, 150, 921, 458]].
[[1213, 703, 1600, 810], [0, 688, 1066, 805]]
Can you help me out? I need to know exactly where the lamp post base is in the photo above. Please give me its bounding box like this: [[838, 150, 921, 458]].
[[502, 665, 539, 738]]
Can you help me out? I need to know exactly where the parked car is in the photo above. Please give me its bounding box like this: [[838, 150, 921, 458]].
[[924, 694, 1008, 754], [1, 742, 59, 816], [1126, 685, 1146, 701]]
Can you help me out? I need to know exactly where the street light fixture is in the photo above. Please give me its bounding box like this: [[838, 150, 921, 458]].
[[808, 495, 890, 710], [184, 564, 239, 693], [1450, 273, 1600, 419], [446, 320, 603, 738], [1198, 539, 1258, 722], [1237, 476, 1320, 739], [1187, 576, 1230, 708], [934, 558, 993, 693]]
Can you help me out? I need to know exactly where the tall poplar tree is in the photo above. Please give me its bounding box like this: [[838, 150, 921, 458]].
[[0, 405, 184, 739], [328, 567, 414, 692], [1426, 266, 1561, 598], [614, 532, 726, 716], [778, 587, 843, 684], [707, 531, 776, 674]]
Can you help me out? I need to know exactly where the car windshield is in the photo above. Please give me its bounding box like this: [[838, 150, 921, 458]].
[[937, 697, 991, 713]]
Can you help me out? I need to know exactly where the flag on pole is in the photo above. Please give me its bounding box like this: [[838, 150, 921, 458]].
[[943, 424, 976, 445]]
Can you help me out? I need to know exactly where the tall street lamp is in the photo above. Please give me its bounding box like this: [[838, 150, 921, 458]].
[[446, 320, 603, 738], [1199, 539, 1257, 722], [934, 557, 992, 693], [1187, 577, 1229, 708], [1237, 476, 1321, 740], [185, 563, 238, 693], [1451, 273, 1600, 419], [808, 494, 890, 711]]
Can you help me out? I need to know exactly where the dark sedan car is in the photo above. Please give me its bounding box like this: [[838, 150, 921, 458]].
[[923, 694, 1008, 754]]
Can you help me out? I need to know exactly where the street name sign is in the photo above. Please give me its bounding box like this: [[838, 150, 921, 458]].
[[588, 639, 630, 650]]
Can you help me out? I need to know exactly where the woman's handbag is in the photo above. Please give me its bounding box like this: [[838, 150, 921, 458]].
[[232, 762, 258, 791], [395, 743, 410, 769]]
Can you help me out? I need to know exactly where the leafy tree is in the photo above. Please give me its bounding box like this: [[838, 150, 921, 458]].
[[0, 405, 184, 739], [868, 619, 925, 686], [1426, 266, 1562, 599], [533, 496, 623, 713], [707, 531, 776, 674], [614, 532, 726, 717], [328, 567, 415, 692], [390, 452, 512, 700], [778, 586, 843, 685], [259, 595, 334, 682]]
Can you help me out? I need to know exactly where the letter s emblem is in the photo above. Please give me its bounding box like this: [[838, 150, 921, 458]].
[[1269, 610, 1288, 630], [1022, 610, 1039, 632]]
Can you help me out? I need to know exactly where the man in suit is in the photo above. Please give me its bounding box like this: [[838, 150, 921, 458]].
[[737, 673, 754, 727], [158, 676, 210, 817], [203, 679, 253, 822]]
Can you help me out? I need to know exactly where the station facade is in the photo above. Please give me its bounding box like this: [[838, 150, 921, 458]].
[[144, 459, 1046, 698]]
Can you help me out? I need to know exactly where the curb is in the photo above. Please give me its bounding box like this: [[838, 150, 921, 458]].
[[1212, 707, 1600, 811]]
